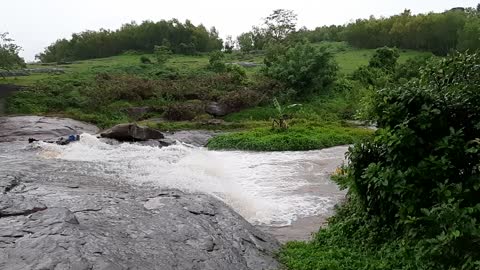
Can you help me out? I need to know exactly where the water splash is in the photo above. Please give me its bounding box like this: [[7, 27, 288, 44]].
[[37, 133, 347, 226]]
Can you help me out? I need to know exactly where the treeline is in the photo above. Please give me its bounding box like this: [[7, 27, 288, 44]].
[[36, 19, 223, 63], [297, 6, 480, 55]]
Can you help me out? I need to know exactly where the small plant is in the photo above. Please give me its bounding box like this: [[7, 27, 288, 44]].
[[208, 51, 226, 72], [153, 45, 172, 65], [140, 55, 152, 64], [271, 97, 301, 130]]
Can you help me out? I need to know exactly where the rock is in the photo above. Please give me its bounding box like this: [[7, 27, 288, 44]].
[[205, 101, 229, 117], [100, 123, 164, 142], [0, 116, 99, 142], [0, 171, 281, 270]]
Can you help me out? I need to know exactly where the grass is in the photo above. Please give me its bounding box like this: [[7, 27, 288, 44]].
[[1, 42, 430, 86], [207, 123, 372, 151]]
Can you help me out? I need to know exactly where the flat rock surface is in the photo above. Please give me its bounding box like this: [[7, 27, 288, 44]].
[[0, 116, 280, 270], [0, 116, 99, 142]]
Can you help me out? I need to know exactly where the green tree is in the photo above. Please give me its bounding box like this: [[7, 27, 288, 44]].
[[264, 9, 298, 42], [237, 32, 254, 52], [0, 33, 26, 74], [208, 51, 226, 72], [368, 47, 400, 72], [263, 41, 337, 96], [153, 45, 172, 65]]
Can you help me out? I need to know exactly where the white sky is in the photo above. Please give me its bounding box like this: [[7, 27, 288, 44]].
[[1, 0, 478, 61]]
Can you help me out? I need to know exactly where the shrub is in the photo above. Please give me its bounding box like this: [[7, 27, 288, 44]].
[[218, 89, 262, 113], [163, 100, 205, 121], [263, 41, 338, 96], [208, 51, 226, 72], [368, 47, 400, 72], [140, 55, 152, 64], [153, 45, 172, 65], [285, 51, 480, 270]]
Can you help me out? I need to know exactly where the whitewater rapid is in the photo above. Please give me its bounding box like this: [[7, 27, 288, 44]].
[[35, 133, 347, 226]]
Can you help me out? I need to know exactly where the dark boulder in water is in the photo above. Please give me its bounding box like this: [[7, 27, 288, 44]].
[[100, 123, 164, 141]]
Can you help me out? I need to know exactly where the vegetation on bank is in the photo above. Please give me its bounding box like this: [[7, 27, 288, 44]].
[[207, 124, 372, 151], [280, 51, 480, 270]]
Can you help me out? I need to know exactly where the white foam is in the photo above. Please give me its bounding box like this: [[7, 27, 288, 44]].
[[38, 133, 347, 226]]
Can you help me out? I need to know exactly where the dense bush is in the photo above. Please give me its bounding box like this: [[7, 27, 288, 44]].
[[218, 89, 262, 113], [207, 51, 226, 72], [263, 41, 338, 96], [163, 100, 205, 121], [153, 45, 172, 65], [281, 51, 480, 269]]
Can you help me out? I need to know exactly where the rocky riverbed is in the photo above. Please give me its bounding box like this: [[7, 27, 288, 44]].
[[0, 116, 281, 269], [0, 116, 347, 269]]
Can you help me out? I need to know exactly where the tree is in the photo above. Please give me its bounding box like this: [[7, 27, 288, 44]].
[[224, 35, 235, 53], [264, 9, 298, 42], [153, 45, 172, 65], [237, 32, 254, 53], [0, 33, 26, 74], [263, 41, 337, 96], [368, 47, 400, 72], [208, 51, 226, 72]]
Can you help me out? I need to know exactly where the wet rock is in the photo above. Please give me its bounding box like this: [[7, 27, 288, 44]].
[[100, 123, 164, 142], [0, 116, 99, 142], [206, 101, 229, 117], [0, 173, 280, 270]]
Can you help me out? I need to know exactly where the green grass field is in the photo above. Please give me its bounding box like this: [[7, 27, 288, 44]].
[[2, 42, 431, 86]]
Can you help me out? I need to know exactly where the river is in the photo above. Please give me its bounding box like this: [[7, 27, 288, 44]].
[[0, 133, 347, 242]]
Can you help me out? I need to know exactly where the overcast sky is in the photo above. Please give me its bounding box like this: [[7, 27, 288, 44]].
[[1, 0, 478, 61]]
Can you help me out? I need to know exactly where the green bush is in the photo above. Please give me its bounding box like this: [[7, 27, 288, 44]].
[[140, 55, 152, 64], [282, 51, 480, 270], [208, 51, 226, 72], [263, 41, 338, 96], [163, 100, 205, 121], [153, 45, 172, 65]]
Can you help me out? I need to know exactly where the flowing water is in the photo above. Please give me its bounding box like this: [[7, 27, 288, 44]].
[[1, 133, 348, 240]]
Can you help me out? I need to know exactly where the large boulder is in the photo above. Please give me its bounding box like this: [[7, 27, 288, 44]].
[[101, 123, 164, 141], [0, 116, 99, 142]]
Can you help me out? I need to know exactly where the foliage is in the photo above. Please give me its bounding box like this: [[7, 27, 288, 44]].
[[36, 19, 223, 62], [208, 51, 226, 72], [218, 89, 261, 113], [264, 9, 298, 42], [263, 41, 337, 96], [0, 33, 26, 73], [236, 32, 255, 53], [139, 55, 152, 64], [298, 7, 480, 55], [163, 100, 205, 121], [224, 35, 235, 53], [207, 123, 372, 151], [282, 51, 480, 270], [153, 45, 172, 65], [368, 47, 400, 72]]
